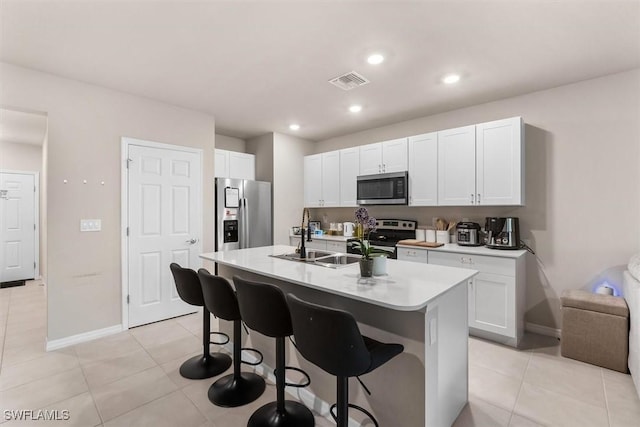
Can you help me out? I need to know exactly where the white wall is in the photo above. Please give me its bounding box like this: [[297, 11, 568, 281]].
[[0, 62, 216, 341], [313, 69, 640, 330], [0, 140, 43, 172], [215, 134, 245, 152]]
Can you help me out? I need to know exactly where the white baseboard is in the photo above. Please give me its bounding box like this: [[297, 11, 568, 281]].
[[525, 322, 561, 339], [223, 342, 361, 427], [46, 324, 124, 351]]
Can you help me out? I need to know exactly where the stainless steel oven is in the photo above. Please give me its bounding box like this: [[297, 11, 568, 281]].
[[357, 171, 408, 205]]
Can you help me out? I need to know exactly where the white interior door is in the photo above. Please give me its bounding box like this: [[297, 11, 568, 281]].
[[126, 142, 202, 327], [0, 172, 36, 283]]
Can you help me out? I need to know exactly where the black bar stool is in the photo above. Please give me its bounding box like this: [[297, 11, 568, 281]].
[[169, 263, 231, 379], [198, 268, 266, 407], [233, 276, 315, 427], [286, 294, 404, 427]]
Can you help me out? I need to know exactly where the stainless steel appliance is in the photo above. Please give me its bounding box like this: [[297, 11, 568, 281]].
[[485, 217, 520, 250], [215, 178, 272, 252], [456, 222, 483, 246], [346, 219, 417, 259], [357, 171, 408, 205]]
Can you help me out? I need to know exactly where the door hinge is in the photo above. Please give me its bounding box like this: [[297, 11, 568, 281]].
[[126, 158, 133, 169], [126, 227, 129, 236], [34, 224, 36, 230], [127, 295, 130, 304]]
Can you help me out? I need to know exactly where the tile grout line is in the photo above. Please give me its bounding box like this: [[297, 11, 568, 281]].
[[75, 343, 105, 426], [601, 368, 613, 427], [506, 346, 533, 425]]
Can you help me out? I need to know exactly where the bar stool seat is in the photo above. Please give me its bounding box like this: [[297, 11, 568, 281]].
[[169, 263, 231, 379], [198, 269, 266, 407], [234, 276, 315, 427], [286, 293, 403, 427]]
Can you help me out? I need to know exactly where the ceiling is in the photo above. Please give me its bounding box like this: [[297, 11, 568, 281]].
[[1, 1, 639, 141], [0, 108, 48, 146]]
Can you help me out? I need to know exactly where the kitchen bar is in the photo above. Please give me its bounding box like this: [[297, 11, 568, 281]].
[[201, 245, 477, 427]]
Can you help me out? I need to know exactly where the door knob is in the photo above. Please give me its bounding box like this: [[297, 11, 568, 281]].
[[186, 238, 198, 245]]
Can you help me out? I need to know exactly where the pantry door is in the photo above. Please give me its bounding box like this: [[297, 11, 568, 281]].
[[0, 171, 38, 283], [123, 138, 202, 327]]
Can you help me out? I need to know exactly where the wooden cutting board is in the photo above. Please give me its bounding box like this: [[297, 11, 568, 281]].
[[397, 239, 444, 248]]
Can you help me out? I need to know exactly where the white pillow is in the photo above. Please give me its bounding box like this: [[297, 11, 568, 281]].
[[630, 253, 640, 282]]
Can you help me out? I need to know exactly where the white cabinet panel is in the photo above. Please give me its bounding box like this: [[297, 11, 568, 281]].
[[469, 273, 516, 337], [476, 117, 523, 206], [408, 133, 438, 206], [228, 151, 255, 180], [321, 151, 340, 207], [339, 147, 359, 207], [305, 240, 327, 251], [381, 138, 408, 173], [304, 154, 322, 207], [359, 143, 383, 175], [326, 241, 347, 253], [428, 251, 515, 276], [437, 125, 476, 206], [397, 247, 429, 263], [214, 149, 229, 178]]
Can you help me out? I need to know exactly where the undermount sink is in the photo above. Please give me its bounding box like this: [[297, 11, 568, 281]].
[[270, 252, 360, 269]]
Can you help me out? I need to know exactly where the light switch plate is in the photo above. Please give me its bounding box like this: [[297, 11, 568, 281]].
[[80, 219, 101, 232]]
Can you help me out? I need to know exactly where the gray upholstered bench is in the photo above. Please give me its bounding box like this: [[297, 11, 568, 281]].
[[560, 290, 629, 373]]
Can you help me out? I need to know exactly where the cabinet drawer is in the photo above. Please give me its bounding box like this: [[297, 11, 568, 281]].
[[326, 241, 346, 253], [428, 251, 515, 276], [397, 247, 428, 263]]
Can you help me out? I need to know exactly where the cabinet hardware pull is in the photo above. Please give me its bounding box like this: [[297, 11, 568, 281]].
[[470, 193, 475, 204], [477, 193, 481, 204]]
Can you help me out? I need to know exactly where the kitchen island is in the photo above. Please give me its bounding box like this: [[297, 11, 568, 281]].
[[200, 245, 477, 427]]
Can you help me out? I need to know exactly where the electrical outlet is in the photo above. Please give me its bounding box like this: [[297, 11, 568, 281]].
[[80, 219, 102, 232]]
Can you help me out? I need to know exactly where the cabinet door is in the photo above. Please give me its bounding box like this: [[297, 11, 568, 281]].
[[437, 125, 476, 206], [214, 149, 229, 178], [381, 138, 408, 173], [476, 117, 523, 206], [326, 241, 346, 253], [229, 152, 255, 180], [321, 151, 340, 207], [306, 240, 327, 251], [397, 247, 428, 263], [359, 143, 383, 175], [304, 154, 322, 207], [469, 272, 516, 338], [339, 147, 359, 207], [408, 133, 438, 206]]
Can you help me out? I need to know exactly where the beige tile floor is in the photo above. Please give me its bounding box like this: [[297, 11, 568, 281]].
[[1, 280, 639, 426]]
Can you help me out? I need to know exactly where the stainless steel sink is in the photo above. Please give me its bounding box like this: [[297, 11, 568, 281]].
[[270, 252, 360, 269]]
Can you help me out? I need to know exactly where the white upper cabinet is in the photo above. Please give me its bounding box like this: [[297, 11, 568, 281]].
[[359, 143, 383, 175], [304, 151, 340, 207], [215, 149, 256, 180], [321, 151, 340, 207], [437, 125, 477, 206], [476, 117, 524, 206], [408, 132, 438, 206], [381, 138, 409, 173], [304, 154, 323, 207], [339, 147, 360, 207], [215, 149, 229, 178]]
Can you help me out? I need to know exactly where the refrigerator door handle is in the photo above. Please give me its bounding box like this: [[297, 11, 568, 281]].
[[243, 198, 250, 248], [239, 198, 245, 249]]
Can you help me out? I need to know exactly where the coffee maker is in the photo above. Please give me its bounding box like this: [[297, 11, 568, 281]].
[[485, 217, 520, 250]]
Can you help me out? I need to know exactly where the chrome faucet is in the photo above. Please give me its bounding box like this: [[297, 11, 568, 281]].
[[300, 207, 312, 258]]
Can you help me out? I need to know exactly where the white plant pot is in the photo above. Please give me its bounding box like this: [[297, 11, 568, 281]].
[[372, 256, 388, 276]]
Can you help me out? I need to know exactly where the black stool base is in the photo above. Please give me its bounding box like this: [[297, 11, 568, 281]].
[[179, 353, 232, 380], [208, 372, 266, 407], [248, 400, 315, 427]]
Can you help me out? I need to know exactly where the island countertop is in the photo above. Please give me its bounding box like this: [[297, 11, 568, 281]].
[[200, 245, 477, 311]]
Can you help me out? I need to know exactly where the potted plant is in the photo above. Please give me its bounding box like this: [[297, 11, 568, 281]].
[[352, 207, 391, 277]]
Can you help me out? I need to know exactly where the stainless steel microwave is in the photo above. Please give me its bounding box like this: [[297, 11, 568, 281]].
[[357, 171, 408, 205]]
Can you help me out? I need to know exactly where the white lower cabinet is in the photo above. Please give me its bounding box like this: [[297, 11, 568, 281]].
[[326, 241, 347, 253], [399, 247, 525, 347], [288, 237, 346, 253]]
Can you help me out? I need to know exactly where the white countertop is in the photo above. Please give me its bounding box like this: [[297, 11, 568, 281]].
[[289, 232, 350, 242], [397, 242, 528, 259], [200, 245, 477, 312]]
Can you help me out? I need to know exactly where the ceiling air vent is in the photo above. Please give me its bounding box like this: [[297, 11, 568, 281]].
[[328, 71, 370, 91]]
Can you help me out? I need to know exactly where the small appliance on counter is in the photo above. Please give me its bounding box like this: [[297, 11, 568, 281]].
[[485, 217, 520, 250], [343, 222, 355, 237], [456, 222, 483, 246]]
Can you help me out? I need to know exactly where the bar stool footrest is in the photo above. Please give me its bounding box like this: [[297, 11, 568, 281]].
[[209, 331, 230, 346], [241, 347, 264, 366], [330, 403, 379, 427], [273, 366, 311, 388]]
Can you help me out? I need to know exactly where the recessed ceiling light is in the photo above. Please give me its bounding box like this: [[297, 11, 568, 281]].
[[349, 105, 362, 113], [442, 74, 461, 84], [289, 124, 300, 131], [367, 54, 384, 65]]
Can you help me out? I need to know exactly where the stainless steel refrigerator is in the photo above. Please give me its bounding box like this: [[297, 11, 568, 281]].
[[215, 178, 272, 252]]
